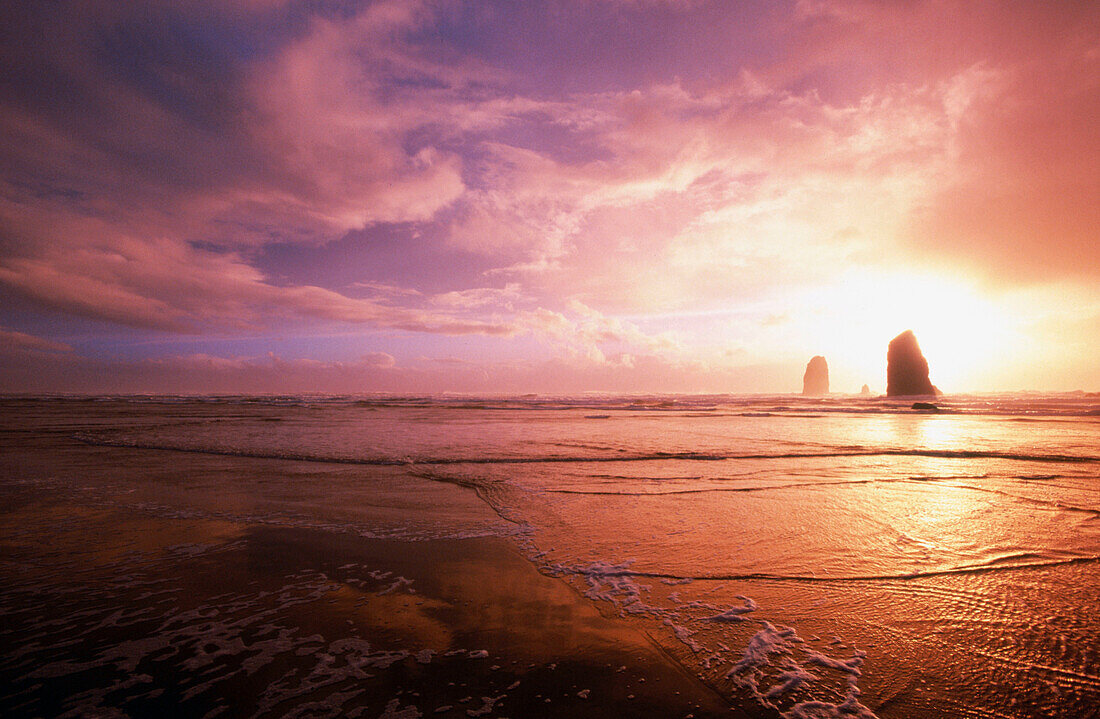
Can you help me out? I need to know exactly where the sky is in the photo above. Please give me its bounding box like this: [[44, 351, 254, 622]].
[[0, 0, 1097, 394]]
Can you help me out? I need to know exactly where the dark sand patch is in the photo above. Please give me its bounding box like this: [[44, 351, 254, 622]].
[[0, 516, 739, 717]]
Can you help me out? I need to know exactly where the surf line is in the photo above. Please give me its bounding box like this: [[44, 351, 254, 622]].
[[554, 554, 1100, 584], [71, 435, 1100, 466]]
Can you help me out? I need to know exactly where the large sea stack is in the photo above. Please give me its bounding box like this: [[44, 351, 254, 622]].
[[886, 331, 939, 396], [802, 356, 829, 396]]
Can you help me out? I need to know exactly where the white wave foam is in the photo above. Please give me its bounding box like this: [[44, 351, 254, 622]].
[[705, 595, 758, 622], [379, 698, 422, 719], [544, 559, 879, 717]]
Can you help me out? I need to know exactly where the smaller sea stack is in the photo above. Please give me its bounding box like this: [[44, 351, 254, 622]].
[[860, 384, 871, 396], [802, 356, 829, 396], [886, 330, 939, 396]]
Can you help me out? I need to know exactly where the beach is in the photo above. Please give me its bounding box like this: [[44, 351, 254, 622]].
[[1, 395, 1098, 718], [0, 402, 734, 718]]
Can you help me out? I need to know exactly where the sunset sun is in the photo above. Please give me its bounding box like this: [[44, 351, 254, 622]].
[[798, 271, 1021, 392]]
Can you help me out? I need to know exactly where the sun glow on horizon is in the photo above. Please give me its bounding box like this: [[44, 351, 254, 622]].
[[785, 271, 1022, 393]]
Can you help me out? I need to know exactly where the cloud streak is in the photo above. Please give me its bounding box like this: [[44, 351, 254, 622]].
[[0, 328, 73, 356]]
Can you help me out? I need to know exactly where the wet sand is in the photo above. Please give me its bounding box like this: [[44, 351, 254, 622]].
[[4, 398, 1098, 718], [0, 429, 739, 718]]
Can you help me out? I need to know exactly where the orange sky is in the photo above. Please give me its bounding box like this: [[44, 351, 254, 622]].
[[0, 1, 1097, 393]]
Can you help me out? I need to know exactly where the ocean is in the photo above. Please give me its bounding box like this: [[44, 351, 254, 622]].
[[1, 393, 1098, 718]]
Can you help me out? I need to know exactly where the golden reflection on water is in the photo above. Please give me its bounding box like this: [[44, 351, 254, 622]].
[[883, 413, 962, 448]]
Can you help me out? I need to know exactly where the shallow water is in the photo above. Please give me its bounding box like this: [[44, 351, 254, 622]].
[[1, 393, 1098, 717]]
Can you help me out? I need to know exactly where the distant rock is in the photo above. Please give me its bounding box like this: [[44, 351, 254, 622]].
[[802, 356, 829, 396], [860, 384, 871, 396], [911, 402, 941, 412], [887, 331, 939, 397]]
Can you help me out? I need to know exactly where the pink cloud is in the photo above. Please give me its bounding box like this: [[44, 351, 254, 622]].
[[434, 2, 1097, 320], [439, 75, 959, 316], [0, 328, 73, 355], [0, 231, 517, 335], [515, 301, 681, 364], [0, 0, 479, 259], [909, 54, 1100, 279], [430, 284, 525, 310], [773, 0, 1100, 280], [361, 351, 398, 368]]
